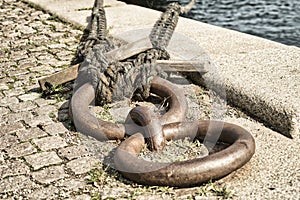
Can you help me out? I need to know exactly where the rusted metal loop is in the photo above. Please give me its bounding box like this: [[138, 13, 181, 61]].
[[70, 76, 187, 141], [125, 106, 165, 151], [150, 76, 187, 125], [114, 120, 256, 187]]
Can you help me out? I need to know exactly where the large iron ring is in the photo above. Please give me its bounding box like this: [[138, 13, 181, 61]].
[[114, 120, 255, 187]]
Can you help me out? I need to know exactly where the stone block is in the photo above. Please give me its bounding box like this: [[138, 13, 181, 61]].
[[34, 98, 56, 107], [44, 122, 69, 135], [2, 111, 33, 123], [0, 175, 36, 193], [0, 83, 9, 90], [0, 122, 24, 136], [58, 145, 89, 160], [32, 166, 68, 184], [16, 127, 48, 141], [66, 157, 99, 175], [18, 93, 41, 101], [9, 101, 37, 113], [0, 96, 19, 107], [0, 135, 18, 150], [55, 178, 87, 193], [25, 115, 53, 127], [0, 160, 30, 179], [33, 136, 68, 151], [27, 185, 60, 199], [24, 151, 63, 170], [6, 142, 37, 158], [0, 107, 10, 116], [35, 104, 57, 117]]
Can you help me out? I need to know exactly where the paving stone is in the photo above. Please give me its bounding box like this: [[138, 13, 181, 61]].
[[56, 50, 73, 58], [34, 98, 57, 107], [32, 165, 68, 184], [18, 93, 41, 101], [24, 151, 63, 170], [2, 87, 25, 97], [16, 127, 48, 141], [44, 122, 69, 135], [27, 185, 60, 200], [0, 134, 18, 150], [18, 24, 37, 35], [70, 194, 91, 200], [35, 104, 57, 117], [0, 159, 30, 178], [55, 178, 87, 193], [0, 175, 36, 193], [2, 111, 33, 123], [9, 51, 28, 61], [0, 96, 19, 106], [58, 145, 89, 160], [6, 142, 37, 158], [25, 115, 53, 127], [30, 65, 55, 74], [0, 107, 10, 116], [33, 136, 68, 151], [27, 44, 48, 53], [0, 122, 24, 135], [7, 69, 29, 77], [0, 83, 9, 90], [18, 58, 37, 69], [9, 100, 37, 112], [47, 43, 67, 49], [66, 157, 99, 175]]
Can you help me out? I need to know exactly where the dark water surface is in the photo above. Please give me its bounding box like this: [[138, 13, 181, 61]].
[[125, 0, 300, 47]]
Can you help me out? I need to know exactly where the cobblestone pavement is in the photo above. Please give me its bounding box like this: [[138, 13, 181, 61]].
[[0, 0, 98, 199], [1, 0, 299, 200]]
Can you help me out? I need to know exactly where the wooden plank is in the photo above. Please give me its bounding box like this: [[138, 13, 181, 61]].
[[38, 38, 209, 91], [156, 60, 209, 73], [38, 60, 209, 91], [38, 64, 79, 90], [105, 37, 153, 61]]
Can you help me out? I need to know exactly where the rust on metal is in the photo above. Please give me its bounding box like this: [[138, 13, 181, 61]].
[[69, 76, 187, 141], [125, 106, 165, 151], [114, 120, 256, 187], [51, 0, 256, 188]]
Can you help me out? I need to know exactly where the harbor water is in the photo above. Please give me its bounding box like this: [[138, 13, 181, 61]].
[[124, 0, 300, 47]]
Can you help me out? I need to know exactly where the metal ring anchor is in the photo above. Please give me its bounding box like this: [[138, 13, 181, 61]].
[[114, 120, 255, 187], [70, 76, 187, 141]]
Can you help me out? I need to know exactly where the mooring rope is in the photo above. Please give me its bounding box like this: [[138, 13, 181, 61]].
[[73, 1, 191, 105]]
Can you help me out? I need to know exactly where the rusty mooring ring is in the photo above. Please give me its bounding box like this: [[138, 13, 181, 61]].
[[114, 120, 255, 187], [70, 76, 187, 141]]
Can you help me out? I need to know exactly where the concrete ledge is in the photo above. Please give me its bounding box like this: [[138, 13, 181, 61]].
[[24, 0, 300, 138]]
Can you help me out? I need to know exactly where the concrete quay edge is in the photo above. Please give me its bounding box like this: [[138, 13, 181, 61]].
[[24, 0, 300, 139]]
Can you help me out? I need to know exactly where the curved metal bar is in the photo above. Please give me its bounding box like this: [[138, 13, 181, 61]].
[[125, 106, 165, 151], [150, 76, 187, 125], [70, 76, 187, 141], [70, 83, 126, 140], [114, 120, 255, 187]]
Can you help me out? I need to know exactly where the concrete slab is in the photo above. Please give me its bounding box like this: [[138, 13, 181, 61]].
[[23, 0, 300, 139]]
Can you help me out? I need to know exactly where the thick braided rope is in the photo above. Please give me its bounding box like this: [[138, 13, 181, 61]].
[[150, 3, 181, 49], [74, 1, 183, 106], [95, 48, 169, 105], [72, 0, 113, 64]]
